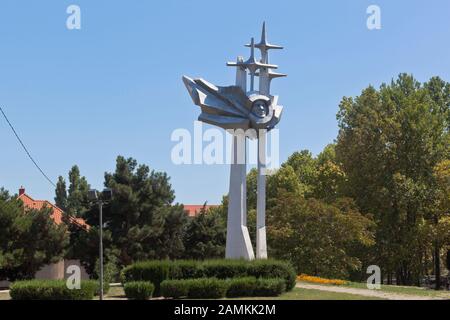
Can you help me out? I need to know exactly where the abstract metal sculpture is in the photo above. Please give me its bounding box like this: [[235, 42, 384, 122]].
[[182, 22, 286, 259]]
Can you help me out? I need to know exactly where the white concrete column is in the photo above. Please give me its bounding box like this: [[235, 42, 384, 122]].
[[256, 129, 268, 259], [225, 132, 255, 260]]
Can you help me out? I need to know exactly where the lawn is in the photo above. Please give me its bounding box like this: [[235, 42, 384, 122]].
[[9, 281, 450, 300], [231, 287, 384, 300], [342, 281, 450, 299], [1, 286, 384, 300], [105, 286, 384, 300]]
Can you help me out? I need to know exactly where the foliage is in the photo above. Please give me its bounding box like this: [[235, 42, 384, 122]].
[[185, 278, 228, 299], [267, 190, 375, 279], [9, 280, 97, 300], [123, 281, 155, 300], [246, 259, 297, 291], [121, 259, 296, 296], [225, 277, 257, 297], [253, 278, 286, 297], [335, 74, 449, 284], [168, 260, 203, 279], [0, 196, 68, 281], [57, 156, 188, 279], [160, 279, 190, 298], [183, 206, 226, 259], [121, 260, 170, 296], [201, 259, 249, 279]]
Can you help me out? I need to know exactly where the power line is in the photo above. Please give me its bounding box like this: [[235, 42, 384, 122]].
[[0, 106, 56, 188]]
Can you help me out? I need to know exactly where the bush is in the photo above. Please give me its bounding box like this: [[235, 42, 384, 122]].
[[226, 277, 257, 297], [247, 259, 296, 291], [10, 280, 97, 300], [160, 279, 190, 298], [187, 278, 228, 299], [253, 278, 286, 297], [121, 259, 296, 296], [121, 261, 170, 296], [202, 259, 248, 279], [169, 260, 202, 279], [123, 281, 154, 300]]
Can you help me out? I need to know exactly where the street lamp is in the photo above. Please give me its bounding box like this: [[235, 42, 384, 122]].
[[88, 188, 112, 301]]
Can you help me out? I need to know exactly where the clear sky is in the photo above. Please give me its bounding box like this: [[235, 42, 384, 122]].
[[1, 0, 449, 205]]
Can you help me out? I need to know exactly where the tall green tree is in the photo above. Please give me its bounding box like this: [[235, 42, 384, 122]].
[[183, 206, 226, 259], [0, 192, 68, 281], [335, 74, 449, 284], [267, 189, 374, 278], [85, 156, 186, 266], [54, 176, 68, 212]]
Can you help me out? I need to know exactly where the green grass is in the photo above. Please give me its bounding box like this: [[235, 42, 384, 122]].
[[230, 287, 384, 300], [343, 281, 450, 298], [103, 286, 382, 300], [9, 283, 447, 300]]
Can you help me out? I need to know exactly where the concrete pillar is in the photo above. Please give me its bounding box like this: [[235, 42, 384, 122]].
[[225, 132, 255, 260]]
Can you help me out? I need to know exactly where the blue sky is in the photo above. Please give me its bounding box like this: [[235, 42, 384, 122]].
[[1, 0, 449, 205]]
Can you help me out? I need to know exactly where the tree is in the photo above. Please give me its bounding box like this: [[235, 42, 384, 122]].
[[55, 166, 92, 265], [335, 74, 449, 284], [67, 165, 90, 218], [183, 206, 226, 259], [54, 176, 68, 212], [267, 189, 374, 278], [85, 156, 184, 266], [313, 144, 346, 203], [428, 159, 450, 289], [0, 192, 68, 281], [284, 150, 317, 197]]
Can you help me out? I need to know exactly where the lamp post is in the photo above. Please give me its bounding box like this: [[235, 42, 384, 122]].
[[88, 188, 112, 301]]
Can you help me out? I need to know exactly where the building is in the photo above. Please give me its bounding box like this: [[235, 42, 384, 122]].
[[184, 204, 218, 217], [16, 187, 89, 281]]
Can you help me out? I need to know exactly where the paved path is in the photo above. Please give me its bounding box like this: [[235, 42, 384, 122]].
[[296, 283, 447, 300]]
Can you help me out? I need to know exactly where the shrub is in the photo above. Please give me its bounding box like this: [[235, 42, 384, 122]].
[[169, 260, 202, 279], [253, 278, 286, 297], [187, 278, 228, 299], [123, 281, 154, 300], [226, 277, 257, 297], [160, 279, 190, 298], [121, 259, 296, 296], [201, 259, 248, 279], [247, 259, 296, 291], [10, 280, 97, 300], [121, 261, 170, 296]]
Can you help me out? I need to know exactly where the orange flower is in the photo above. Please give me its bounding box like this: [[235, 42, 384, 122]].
[[297, 274, 347, 285]]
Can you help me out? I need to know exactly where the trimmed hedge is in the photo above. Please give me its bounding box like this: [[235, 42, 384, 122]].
[[169, 260, 203, 279], [121, 261, 169, 296], [187, 278, 228, 299], [226, 277, 257, 298], [253, 278, 286, 297], [161, 277, 286, 299], [123, 281, 155, 300], [10, 280, 97, 300], [160, 279, 190, 299], [161, 278, 228, 299], [121, 259, 296, 295], [247, 259, 296, 291]]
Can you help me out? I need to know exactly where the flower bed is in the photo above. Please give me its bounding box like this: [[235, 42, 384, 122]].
[[297, 274, 348, 285]]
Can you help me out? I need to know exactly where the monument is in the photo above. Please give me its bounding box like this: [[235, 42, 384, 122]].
[[182, 22, 286, 260]]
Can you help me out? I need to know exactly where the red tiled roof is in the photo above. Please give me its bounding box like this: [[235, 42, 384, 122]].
[[184, 204, 218, 217], [17, 192, 89, 229]]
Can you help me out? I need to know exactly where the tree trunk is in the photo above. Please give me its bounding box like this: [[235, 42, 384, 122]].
[[434, 240, 441, 290]]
